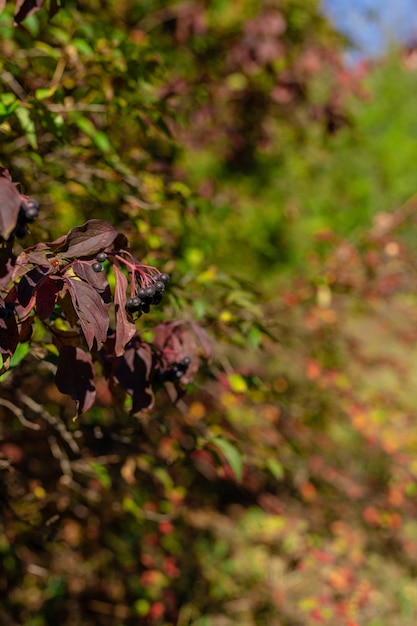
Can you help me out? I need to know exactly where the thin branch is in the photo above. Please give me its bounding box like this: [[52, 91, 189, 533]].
[[48, 435, 73, 484], [16, 391, 80, 453], [0, 71, 26, 99], [369, 193, 417, 240], [47, 103, 107, 113], [0, 397, 40, 430], [51, 57, 66, 88]]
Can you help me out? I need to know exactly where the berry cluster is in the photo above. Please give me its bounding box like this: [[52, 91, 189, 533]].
[[156, 356, 191, 382], [14, 199, 39, 239], [125, 272, 170, 316]]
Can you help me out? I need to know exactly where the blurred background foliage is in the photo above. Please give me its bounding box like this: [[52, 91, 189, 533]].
[[2, 1, 417, 625]]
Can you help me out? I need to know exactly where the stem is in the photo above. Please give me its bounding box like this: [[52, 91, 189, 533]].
[[114, 253, 160, 288]]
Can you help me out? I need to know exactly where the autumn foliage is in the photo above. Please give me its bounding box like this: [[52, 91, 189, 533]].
[[0, 168, 210, 416], [1, 1, 417, 626]]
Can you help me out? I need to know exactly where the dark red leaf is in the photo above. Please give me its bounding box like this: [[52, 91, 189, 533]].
[[0, 311, 18, 357], [115, 337, 155, 412], [14, 0, 44, 22], [72, 260, 111, 303], [0, 167, 12, 180], [0, 168, 12, 181], [17, 265, 51, 307], [55, 345, 96, 415], [0, 242, 16, 289], [6, 284, 33, 322], [112, 232, 129, 251], [58, 290, 78, 328], [66, 276, 109, 350], [17, 315, 34, 343], [15, 243, 51, 270], [57, 220, 119, 258], [113, 264, 136, 356], [0, 177, 22, 240], [36, 276, 63, 320], [152, 321, 212, 383]]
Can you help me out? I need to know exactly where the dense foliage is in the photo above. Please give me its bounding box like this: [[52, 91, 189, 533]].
[[2, 2, 417, 626]]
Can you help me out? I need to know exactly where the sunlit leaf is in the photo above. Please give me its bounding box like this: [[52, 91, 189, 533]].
[[0, 176, 22, 240], [35, 87, 56, 100], [210, 436, 243, 482], [266, 458, 284, 480], [66, 276, 109, 349], [93, 131, 112, 153], [57, 220, 119, 258], [15, 105, 37, 148]]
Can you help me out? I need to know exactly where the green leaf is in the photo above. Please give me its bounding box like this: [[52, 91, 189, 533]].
[[15, 105, 38, 149], [0, 93, 17, 106], [266, 458, 284, 480], [248, 326, 262, 349], [0, 342, 30, 382], [35, 86, 57, 101], [72, 38, 93, 56], [134, 599, 151, 617], [72, 115, 112, 153], [192, 298, 206, 319], [89, 462, 111, 489], [73, 115, 96, 137], [228, 373, 247, 393], [210, 436, 243, 481], [0, 93, 18, 122], [93, 131, 111, 153]]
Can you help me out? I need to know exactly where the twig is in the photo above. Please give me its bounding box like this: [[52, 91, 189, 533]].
[[16, 391, 80, 453], [51, 57, 66, 88], [47, 103, 108, 113], [369, 193, 417, 240], [0, 397, 40, 430], [0, 71, 26, 99], [48, 435, 73, 483]]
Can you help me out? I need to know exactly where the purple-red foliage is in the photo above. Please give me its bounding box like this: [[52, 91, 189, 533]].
[[0, 169, 210, 415]]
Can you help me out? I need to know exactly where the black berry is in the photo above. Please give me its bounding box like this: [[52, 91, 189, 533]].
[[126, 297, 141, 313], [159, 273, 170, 284], [23, 199, 39, 222], [158, 359, 190, 382], [145, 285, 156, 297], [138, 288, 147, 299], [96, 252, 107, 263], [92, 262, 103, 272], [151, 292, 163, 305], [154, 280, 165, 292], [141, 302, 150, 314]]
